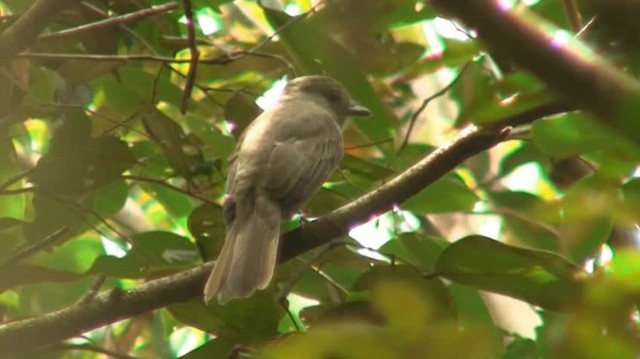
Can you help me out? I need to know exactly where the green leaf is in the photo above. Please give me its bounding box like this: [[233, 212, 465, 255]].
[[340, 154, 396, 179], [169, 291, 283, 342], [352, 265, 457, 323], [0, 264, 81, 292], [379, 233, 448, 270], [435, 235, 585, 310], [187, 203, 225, 260], [179, 338, 236, 359], [498, 142, 550, 178], [89, 231, 198, 278], [371, 0, 436, 29], [488, 190, 560, 252], [141, 105, 205, 178], [404, 39, 481, 79], [459, 72, 558, 125], [402, 176, 478, 214], [31, 135, 134, 193], [531, 112, 618, 158]]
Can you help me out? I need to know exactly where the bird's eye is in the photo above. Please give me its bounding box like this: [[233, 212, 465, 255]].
[[328, 90, 341, 102]]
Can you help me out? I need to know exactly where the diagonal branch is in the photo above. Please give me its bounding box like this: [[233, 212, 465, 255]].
[[37, 2, 178, 42], [0, 124, 508, 356], [0, 0, 82, 65], [430, 0, 640, 144]]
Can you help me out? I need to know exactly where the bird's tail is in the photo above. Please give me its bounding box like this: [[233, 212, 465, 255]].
[[203, 195, 281, 304]]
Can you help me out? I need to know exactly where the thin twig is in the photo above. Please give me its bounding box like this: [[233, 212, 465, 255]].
[[80, 1, 158, 54], [561, 0, 582, 33], [123, 174, 217, 206], [17, 50, 290, 68], [399, 62, 470, 151], [78, 275, 107, 304], [0, 226, 69, 268], [0, 170, 32, 191], [179, 0, 199, 114], [344, 137, 394, 150], [0, 0, 83, 65], [0, 186, 35, 196], [38, 2, 178, 42], [276, 240, 347, 302]]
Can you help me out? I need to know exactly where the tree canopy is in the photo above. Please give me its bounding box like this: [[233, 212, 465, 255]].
[[1, 0, 640, 358]]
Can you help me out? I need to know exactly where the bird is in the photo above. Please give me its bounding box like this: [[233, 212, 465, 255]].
[[203, 75, 371, 304]]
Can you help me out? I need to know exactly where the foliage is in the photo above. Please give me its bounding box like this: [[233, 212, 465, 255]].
[[1, 0, 640, 358]]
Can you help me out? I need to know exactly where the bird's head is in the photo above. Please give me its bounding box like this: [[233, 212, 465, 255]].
[[284, 76, 371, 123]]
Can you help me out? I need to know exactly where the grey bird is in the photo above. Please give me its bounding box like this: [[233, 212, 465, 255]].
[[203, 76, 371, 304]]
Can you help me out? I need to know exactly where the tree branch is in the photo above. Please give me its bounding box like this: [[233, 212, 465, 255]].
[[0, 0, 82, 65], [430, 0, 640, 144], [37, 2, 178, 42], [0, 124, 508, 356]]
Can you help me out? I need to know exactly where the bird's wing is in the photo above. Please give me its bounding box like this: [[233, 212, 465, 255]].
[[262, 121, 342, 214]]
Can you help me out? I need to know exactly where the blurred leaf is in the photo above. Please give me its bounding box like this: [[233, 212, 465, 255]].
[[379, 233, 448, 270], [503, 337, 539, 359], [498, 142, 550, 179], [402, 39, 481, 80], [352, 265, 457, 322], [31, 135, 134, 193], [435, 235, 585, 310], [141, 105, 205, 178], [300, 300, 381, 326], [179, 337, 236, 359], [0, 264, 81, 292], [488, 190, 560, 252], [188, 203, 225, 260], [0, 218, 25, 230], [341, 153, 396, 179], [170, 291, 282, 342], [561, 217, 612, 263], [261, 322, 396, 359], [372, 0, 436, 29], [532, 112, 621, 158], [90, 231, 198, 278], [358, 40, 424, 76], [223, 91, 261, 135], [459, 72, 558, 125], [393, 143, 435, 170], [402, 176, 478, 214]]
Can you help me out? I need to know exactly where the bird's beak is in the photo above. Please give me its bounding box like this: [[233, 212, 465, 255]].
[[347, 104, 371, 117]]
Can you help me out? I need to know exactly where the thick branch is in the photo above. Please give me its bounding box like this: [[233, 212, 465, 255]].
[[0, 125, 506, 356], [280, 126, 507, 260], [0, 0, 82, 65], [430, 0, 640, 142]]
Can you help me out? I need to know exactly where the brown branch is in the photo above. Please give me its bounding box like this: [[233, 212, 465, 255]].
[[0, 123, 510, 356], [122, 174, 217, 206], [179, 0, 199, 114], [430, 0, 640, 144], [0, 0, 82, 65], [0, 226, 69, 268], [16, 50, 288, 66], [280, 125, 509, 260], [562, 0, 582, 32], [399, 62, 469, 151], [37, 2, 178, 42]]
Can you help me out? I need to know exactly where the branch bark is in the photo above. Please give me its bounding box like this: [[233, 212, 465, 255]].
[[0, 125, 508, 356], [430, 0, 640, 144], [0, 0, 82, 65]]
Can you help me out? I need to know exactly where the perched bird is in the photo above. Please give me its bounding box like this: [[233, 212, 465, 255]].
[[203, 76, 371, 303]]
